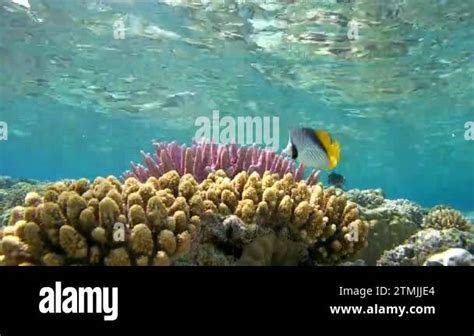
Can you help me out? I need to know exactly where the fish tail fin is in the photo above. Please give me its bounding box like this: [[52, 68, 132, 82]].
[[314, 130, 340, 169]]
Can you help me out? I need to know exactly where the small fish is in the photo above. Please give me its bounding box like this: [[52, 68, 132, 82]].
[[328, 172, 345, 188], [283, 128, 340, 170]]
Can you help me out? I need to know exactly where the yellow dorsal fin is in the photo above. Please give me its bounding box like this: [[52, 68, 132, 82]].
[[315, 130, 340, 169]]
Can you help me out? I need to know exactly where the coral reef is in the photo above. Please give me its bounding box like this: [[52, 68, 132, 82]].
[[123, 140, 320, 185], [2, 171, 470, 267], [346, 189, 425, 265], [346, 188, 386, 209], [377, 228, 474, 266], [0, 176, 49, 226], [0, 175, 195, 266], [345, 189, 474, 267], [376, 203, 473, 266], [195, 171, 369, 265], [0, 170, 369, 266], [0, 176, 37, 190], [422, 206, 471, 231]]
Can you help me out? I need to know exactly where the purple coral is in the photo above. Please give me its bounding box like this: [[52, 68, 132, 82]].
[[123, 140, 320, 185]]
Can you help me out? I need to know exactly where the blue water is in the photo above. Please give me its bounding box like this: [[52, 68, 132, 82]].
[[0, 0, 473, 211]]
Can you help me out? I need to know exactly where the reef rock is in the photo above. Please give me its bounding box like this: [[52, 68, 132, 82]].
[[346, 189, 425, 265], [346, 188, 386, 209], [338, 259, 367, 266], [377, 228, 474, 266], [424, 248, 473, 266]]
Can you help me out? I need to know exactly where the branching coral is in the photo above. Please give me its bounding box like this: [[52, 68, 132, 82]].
[[123, 140, 320, 185], [0, 175, 195, 266], [0, 169, 369, 266], [196, 171, 369, 265], [422, 206, 471, 231]]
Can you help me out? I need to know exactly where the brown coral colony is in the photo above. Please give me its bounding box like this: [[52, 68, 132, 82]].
[[0, 170, 369, 266]]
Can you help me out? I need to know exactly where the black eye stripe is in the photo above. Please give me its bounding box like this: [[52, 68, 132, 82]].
[[291, 142, 298, 159]]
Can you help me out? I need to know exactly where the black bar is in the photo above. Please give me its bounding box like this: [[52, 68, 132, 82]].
[[0, 267, 472, 335]]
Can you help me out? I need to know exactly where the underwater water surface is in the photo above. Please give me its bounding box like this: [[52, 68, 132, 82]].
[[0, 0, 473, 211]]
